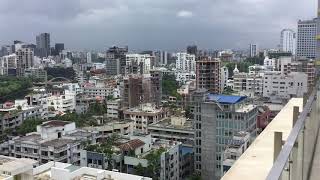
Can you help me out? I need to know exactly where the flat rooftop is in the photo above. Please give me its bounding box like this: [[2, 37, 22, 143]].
[[14, 134, 42, 144], [236, 104, 256, 113], [41, 138, 77, 148], [41, 120, 71, 128], [149, 117, 193, 131]]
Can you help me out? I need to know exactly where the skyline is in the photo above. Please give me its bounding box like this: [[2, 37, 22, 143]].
[[0, 0, 317, 51]]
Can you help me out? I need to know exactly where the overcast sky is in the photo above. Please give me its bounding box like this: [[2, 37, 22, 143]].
[[0, 0, 317, 51]]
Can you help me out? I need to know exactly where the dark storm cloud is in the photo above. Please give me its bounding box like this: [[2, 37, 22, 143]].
[[0, 0, 316, 50]]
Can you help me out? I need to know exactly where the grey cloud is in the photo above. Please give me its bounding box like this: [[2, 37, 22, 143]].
[[0, 0, 317, 50]]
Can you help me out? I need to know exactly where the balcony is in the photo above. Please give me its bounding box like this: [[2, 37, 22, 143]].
[[221, 84, 320, 180]]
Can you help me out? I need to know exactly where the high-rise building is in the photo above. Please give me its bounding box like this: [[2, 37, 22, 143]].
[[297, 19, 317, 59], [187, 45, 197, 55], [106, 58, 121, 75], [36, 33, 50, 58], [249, 44, 259, 57], [175, 52, 196, 72], [192, 93, 257, 179], [16, 48, 34, 76], [196, 56, 221, 93], [106, 46, 128, 75], [154, 51, 168, 66], [150, 70, 162, 107], [123, 75, 143, 108], [280, 29, 296, 55], [55, 43, 64, 55], [87, 52, 92, 63]]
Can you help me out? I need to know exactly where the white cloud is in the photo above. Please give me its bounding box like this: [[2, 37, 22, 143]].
[[176, 10, 193, 18]]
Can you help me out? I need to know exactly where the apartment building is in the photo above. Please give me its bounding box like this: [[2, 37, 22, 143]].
[[263, 71, 308, 99], [16, 48, 34, 77], [148, 116, 194, 145], [196, 57, 221, 93], [123, 103, 166, 134], [106, 99, 121, 119], [175, 52, 196, 72], [233, 72, 263, 95], [7, 120, 98, 165], [0, 54, 17, 75], [125, 54, 155, 74], [222, 131, 251, 175], [123, 75, 143, 108], [192, 92, 257, 179]]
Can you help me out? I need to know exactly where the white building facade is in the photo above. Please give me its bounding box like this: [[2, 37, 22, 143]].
[[175, 53, 196, 72], [280, 29, 296, 55]]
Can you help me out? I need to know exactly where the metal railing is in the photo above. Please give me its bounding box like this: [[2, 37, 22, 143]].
[[266, 85, 320, 180]]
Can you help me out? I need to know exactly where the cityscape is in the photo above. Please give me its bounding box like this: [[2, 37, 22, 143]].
[[0, 0, 319, 180]]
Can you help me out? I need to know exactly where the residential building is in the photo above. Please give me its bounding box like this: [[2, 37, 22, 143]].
[[249, 44, 259, 57], [280, 29, 296, 55], [82, 120, 133, 138], [123, 75, 143, 108], [192, 93, 258, 179], [126, 54, 155, 74], [87, 52, 92, 64], [7, 120, 98, 165], [187, 45, 197, 55], [0, 100, 44, 134], [175, 52, 196, 72], [106, 46, 128, 75], [233, 72, 263, 96], [175, 71, 196, 84], [123, 103, 166, 134], [33, 161, 151, 180], [106, 58, 121, 75], [221, 66, 229, 91], [107, 99, 121, 119], [263, 71, 308, 99], [24, 67, 47, 82], [222, 131, 251, 175], [0, 53, 17, 75], [155, 51, 168, 65], [16, 48, 34, 76], [297, 19, 317, 59], [0, 155, 37, 180], [36, 33, 50, 58], [149, 70, 162, 107], [55, 43, 64, 55], [148, 116, 194, 145], [47, 92, 76, 114], [196, 56, 221, 93]]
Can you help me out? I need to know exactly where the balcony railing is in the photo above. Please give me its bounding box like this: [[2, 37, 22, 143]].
[[222, 83, 320, 180]]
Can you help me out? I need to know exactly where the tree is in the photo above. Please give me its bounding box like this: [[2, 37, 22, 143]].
[[134, 163, 145, 176], [162, 74, 181, 99], [145, 147, 166, 180], [16, 118, 43, 135]]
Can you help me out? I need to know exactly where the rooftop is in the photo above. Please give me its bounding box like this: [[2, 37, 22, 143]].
[[149, 117, 193, 131], [41, 120, 71, 128], [118, 139, 145, 151], [206, 94, 247, 104], [41, 138, 78, 148]]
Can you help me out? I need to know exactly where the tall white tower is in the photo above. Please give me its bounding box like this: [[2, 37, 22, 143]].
[[280, 29, 296, 55]]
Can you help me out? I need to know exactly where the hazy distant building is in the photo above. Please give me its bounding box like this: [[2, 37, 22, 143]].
[[123, 75, 143, 108], [16, 48, 34, 76], [106, 59, 121, 75], [196, 56, 221, 93], [36, 33, 50, 58], [55, 43, 64, 55], [87, 52, 92, 63], [155, 51, 168, 66], [187, 45, 197, 55], [106, 46, 128, 75], [249, 44, 258, 57], [297, 19, 317, 59], [280, 29, 296, 55], [175, 53, 196, 72]]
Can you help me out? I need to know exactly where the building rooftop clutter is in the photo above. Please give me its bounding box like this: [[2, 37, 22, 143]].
[[124, 103, 163, 114], [41, 120, 70, 127], [41, 138, 77, 148], [149, 116, 192, 130], [0, 155, 36, 180]]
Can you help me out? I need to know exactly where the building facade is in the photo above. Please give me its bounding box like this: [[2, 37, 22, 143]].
[[196, 57, 221, 93], [297, 19, 317, 59], [280, 29, 296, 55]]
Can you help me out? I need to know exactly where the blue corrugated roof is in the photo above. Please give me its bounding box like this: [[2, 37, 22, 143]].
[[206, 94, 247, 104]]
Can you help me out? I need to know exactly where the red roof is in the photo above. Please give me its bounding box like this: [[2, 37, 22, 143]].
[[118, 139, 145, 151]]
